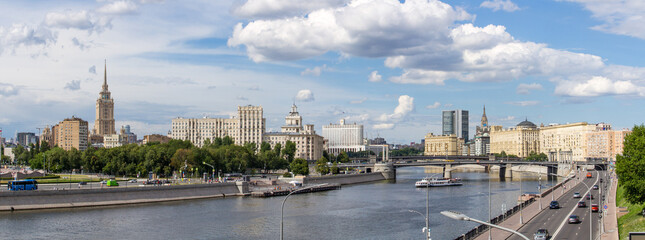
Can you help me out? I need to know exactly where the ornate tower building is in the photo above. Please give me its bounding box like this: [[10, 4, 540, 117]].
[[93, 60, 116, 136], [481, 105, 488, 128]]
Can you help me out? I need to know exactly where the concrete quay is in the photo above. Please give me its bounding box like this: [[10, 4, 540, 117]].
[[0, 182, 247, 212]]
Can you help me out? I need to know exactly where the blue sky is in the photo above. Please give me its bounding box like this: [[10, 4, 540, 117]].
[[0, 0, 644, 144]]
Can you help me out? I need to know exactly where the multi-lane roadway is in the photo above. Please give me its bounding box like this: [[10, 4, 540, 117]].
[[509, 170, 606, 240]]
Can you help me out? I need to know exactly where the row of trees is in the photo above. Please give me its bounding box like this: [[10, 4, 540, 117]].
[[616, 125, 645, 204], [19, 137, 315, 178]]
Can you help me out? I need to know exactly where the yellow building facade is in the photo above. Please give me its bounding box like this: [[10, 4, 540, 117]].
[[489, 120, 539, 158], [424, 133, 463, 156]]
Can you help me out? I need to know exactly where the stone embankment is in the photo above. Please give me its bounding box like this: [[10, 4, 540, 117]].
[[0, 182, 248, 212], [302, 172, 386, 185]]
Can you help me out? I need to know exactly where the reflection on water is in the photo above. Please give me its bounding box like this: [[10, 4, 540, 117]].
[[0, 167, 555, 240]]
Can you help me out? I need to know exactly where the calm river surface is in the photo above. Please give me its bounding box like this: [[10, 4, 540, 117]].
[[0, 167, 556, 240]]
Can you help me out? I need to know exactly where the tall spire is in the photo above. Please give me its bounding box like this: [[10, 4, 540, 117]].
[[481, 105, 488, 127], [102, 59, 108, 91]]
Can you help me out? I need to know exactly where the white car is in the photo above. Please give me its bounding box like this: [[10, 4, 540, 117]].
[[573, 192, 581, 198], [128, 179, 137, 183]]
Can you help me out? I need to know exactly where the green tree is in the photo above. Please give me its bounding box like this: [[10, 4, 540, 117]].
[[290, 158, 309, 176], [222, 136, 234, 146], [616, 125, 645, 204], [282, 141, 296, 163], [315, 156, 330, 175], [330, 161, 339, 174], [337, 151, 350, 163]]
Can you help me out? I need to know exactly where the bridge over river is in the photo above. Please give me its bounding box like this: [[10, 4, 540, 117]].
[[341, 156, 607, 180]]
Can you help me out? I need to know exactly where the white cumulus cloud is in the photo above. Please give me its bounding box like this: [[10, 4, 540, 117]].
[[231, 0, 350, 19], [377, 95, 414, 122], [563, 0, 645, 40], [516, 83, 543, 95], [373, 123, 394, 130], [301, 64, 327, 76], [480, 0, 520, 12], [506, 101, 539, 106], [368, 71, 382, 82], [554, 76, 643, 97], [98, 0, 138, 15], [425, 101, 441, 109], [295, 89, 315, 102]]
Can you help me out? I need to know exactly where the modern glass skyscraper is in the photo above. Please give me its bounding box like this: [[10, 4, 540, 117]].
[[442, 109, 469, 142]]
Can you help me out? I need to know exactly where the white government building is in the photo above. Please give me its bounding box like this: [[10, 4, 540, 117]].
[[322, 119, 366, 155]]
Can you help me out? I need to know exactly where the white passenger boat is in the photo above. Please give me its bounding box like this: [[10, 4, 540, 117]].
[[415, 177, 463, 187]]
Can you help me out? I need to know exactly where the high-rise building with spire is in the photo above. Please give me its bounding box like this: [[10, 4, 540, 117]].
[[93, 60, 116, 137]]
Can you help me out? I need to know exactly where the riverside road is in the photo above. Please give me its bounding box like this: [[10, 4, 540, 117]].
[[0, 167, 558, 240]]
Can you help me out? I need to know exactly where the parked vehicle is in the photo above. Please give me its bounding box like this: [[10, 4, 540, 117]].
[[106, 179, 119, 187], [578, 201, 586, 208], [8, 179, 38, 191], [592, 204, 599, 212], [573, 192, 581, 198], [549, 201, 560, 209], [534, 229, 549, 240], [568, 215, 581, 224]]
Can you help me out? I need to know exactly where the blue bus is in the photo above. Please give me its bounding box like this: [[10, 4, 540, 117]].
[[8, 179, 38, 191]]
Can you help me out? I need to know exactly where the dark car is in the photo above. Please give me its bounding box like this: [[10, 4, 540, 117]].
[[592, 204, 599, 212], [534, 228, 549, 240], [586, 194, 594, 200], [593, 185, 599, 190], [568, 215, 581, 224], [578, 201, 586, 208], [600, 178, 603, 183], [78, 181, 87, 185], [549, 201, 560, 209]]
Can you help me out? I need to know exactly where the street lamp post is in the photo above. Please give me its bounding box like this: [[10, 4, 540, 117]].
[[281, 185, 316, 240], [441, 211, 530, 240], [407, 210, 430, 240], [538, 173, 542, 210], [488, 171, 492, 240], [202, 162, 215, 182]]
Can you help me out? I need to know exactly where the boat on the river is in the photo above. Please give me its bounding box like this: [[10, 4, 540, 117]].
[[415, 177, 463, 187]]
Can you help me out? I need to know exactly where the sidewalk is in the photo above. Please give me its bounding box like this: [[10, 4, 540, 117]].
[[600, 173, 619, 240], [474, 171, 581, 240]]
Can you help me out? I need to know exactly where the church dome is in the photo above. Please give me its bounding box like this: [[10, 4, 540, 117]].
[[516, 119, 537, 129]]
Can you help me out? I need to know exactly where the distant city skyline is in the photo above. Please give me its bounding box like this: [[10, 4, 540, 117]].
[[0, 0, 644, 144]]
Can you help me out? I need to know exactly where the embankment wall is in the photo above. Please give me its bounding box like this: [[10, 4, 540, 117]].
[[302, 172, 386, 185], [0, 182, 244, 211]]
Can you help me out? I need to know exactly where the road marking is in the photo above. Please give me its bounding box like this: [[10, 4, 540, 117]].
[[551, 172, 599, 239]]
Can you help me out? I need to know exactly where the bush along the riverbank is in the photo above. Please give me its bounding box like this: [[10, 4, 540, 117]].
[[617, 185, 645, 239]]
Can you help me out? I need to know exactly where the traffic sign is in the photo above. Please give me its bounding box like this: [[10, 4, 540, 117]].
[[604, 205, 608, 209]]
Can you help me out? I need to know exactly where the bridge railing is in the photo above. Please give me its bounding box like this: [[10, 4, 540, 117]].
[[453, 175, 573, 240], [453, 198, 536, 240]]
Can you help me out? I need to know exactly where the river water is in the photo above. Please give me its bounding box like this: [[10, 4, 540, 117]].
[[0, 167, 556, 240]]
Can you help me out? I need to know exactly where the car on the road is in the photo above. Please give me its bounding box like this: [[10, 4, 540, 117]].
[[578, 201, 586, 208], [549, 201, 560, 209], [106, 179, 119, 187], [128, 179, 137, 183], [78, 181, 87, 185], [573, 192, 581, 198], [593, 185, 599, 190], [586, 172, 592, 178], [534, 228, 549, 240], [586, 194, 594, 200], [568, 215, 581, 224], [592, 204, 599, 212], [100, 180, 107, 184], [600, 178, 603, 183]]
